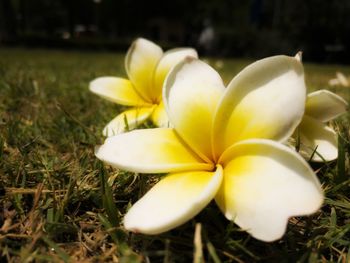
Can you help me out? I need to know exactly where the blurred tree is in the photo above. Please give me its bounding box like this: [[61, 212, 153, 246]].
[[0, 0, 18, 42], [1, 0, 350, 62]]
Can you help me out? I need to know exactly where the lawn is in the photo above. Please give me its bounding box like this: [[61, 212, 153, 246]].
[[1, 47, 350, 262]]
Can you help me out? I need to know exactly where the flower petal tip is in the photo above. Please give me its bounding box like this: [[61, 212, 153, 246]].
[[183, 55, 197, 63], [224, 212, 233, 220], [88, 78, 106, 94], [123, 223, 142, 235], [295, 51, 303, 62], [94, 145, 103, 160], [123, 219, 160, 235], [88, 80, 97, 92]]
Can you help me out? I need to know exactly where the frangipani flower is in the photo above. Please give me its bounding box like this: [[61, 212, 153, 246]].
[[89, 38, 197, 136], [328, 72, 349, 87], [95, 56, 323, 242], [293, 90, 348, 162]]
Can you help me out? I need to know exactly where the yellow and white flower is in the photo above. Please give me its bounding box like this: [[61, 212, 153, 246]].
[[294, 90, 348, 162], [89, 38, 197, 136], [95, 56, 323, 242]]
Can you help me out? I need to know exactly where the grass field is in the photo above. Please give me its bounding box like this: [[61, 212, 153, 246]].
[[1, 47, 350, 262]]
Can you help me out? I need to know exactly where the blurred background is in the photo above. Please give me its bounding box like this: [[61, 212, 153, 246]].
[[1, 0, 350, 63]]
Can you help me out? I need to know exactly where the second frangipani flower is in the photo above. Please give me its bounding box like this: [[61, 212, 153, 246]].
[[89, 38, 197, 136], [96, 55, 323, 242], [294, 90, 348, 162]]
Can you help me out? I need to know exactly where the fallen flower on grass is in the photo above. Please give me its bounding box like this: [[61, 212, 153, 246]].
[[95, 56, 323, 242], [292, 90, 348, 161], [89, 38, 197, 136], [328, 72, 349, 87]]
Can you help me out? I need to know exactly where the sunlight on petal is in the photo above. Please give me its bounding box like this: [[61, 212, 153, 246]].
[[89, 77, 149, 106], [125, 38, 163, 102], [305, 90, 348, 122], [153, 48, 198, 100], [298, 116, 338, 162], [216, 139, 323, 242], [102, 107, 154, 136], [164, 57, 225, 162], [124, 166, 223, 234], [151, 102, 171, 128], [96, 128, 213, 173], [213, 55, 306, 159]]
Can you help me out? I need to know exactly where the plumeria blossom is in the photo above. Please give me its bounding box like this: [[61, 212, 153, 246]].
[[328, 72, 349, 87], [89, 38, 197, 136], [95, 55, 323, 242], [292, 90, 348, 162]]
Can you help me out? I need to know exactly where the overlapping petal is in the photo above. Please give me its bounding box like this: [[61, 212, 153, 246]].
[[151, 102, 171, 128], [153, 48, 198, 101], [298, 116, 338, 162], [125, 38, 163, 102], [305, 90, 348, 122], [164, 57, 225, 162], [103, 107, 155, 137], [213, 55, 306, 158], [89, 77, 149, 106], [124, 166, 223, 234], [95, 128, 213, 173], [216, 139, 323, 242]]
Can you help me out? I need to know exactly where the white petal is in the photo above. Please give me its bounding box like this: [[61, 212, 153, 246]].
[[305, 90, 348, 122], [125, 38, 163, 102], [213, 55, 306, 158], [95, 128, 213, 173], [153, 48, 198, 100], [124, 166, 223, 234], [216, 139, 323, 242], [164, 57, 225, 162], [297, 116, 338, 162], [102, 107, 154, 136], [89, 77, 149, 106], [336, 72, 349, 87]]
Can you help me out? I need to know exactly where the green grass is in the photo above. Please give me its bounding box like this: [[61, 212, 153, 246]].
[[1, 47, 350, 262]]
